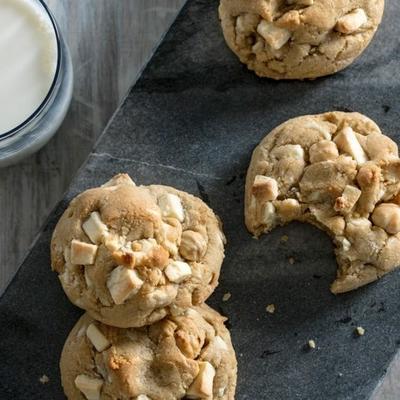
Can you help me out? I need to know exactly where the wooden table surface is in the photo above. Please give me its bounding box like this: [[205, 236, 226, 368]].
[[0, 1, 396, 398], [0, 0, 185, 295]]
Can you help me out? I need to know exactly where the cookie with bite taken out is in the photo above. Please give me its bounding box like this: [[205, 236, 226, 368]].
[[245, 112, 400, 293]]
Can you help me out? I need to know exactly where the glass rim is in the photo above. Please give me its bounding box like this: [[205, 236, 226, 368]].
[[0, 0, 62, 141]]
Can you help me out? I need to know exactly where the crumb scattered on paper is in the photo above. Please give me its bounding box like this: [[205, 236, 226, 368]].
[[39, 375, 49, 384], [222, 292, 231, 302], [266, 304, 276, 314], [356, 326, 365, 336], [308, 339, 316, 349], [289, 257, 295, 265], [280, 235, 289, 243]]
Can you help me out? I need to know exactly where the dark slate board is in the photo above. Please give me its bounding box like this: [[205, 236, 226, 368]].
[[1, 1, 400, 399]]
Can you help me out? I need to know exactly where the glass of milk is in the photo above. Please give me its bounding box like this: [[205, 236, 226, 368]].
[[0, 0, 73, 167]]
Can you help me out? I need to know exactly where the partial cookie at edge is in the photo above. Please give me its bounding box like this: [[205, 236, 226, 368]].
[[219, 0, 385, 79], [60, 305, 237, 400]]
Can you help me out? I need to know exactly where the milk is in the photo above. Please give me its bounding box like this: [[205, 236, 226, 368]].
[[0, 0, 58, 135]]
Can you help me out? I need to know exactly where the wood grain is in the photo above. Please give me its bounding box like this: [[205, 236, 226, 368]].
[[0, 0, 186, 294]]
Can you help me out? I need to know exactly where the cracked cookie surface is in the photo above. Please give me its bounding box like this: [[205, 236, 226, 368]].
[[245, 112, 400, 293], [219, 0, 384, 79], [51, 174, 225, 328], [60, 305, 237, 400]]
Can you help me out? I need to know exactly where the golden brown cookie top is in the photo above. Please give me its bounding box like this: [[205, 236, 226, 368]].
[[51, 174, 225, 327], [219, 0, 385, 79], [60, 305, 237, 400], [245, 112, 400, 293]]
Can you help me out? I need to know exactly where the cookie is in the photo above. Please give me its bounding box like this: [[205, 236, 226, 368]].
[[60, 305, 237, 400], [51, 174, 225, 327], [219, 0, 384, 79], [245, 112, 400, 293]]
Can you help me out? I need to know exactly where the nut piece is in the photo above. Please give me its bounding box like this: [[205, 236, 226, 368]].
[[336, 9, 368, 34], [287, 0, 314, 5], [309, 140, 339, 163], [107, 266, 144, 305], [101, 174, 135, 187], [112, 249, 135, 268], [70, 240, 98, 265], [158, 193, 185, 222], [372, 203, 400, 234], [334, 185, 362, 214], [132, 238, 169, 268], [186, 361, 216, 399], [179, 230, 207, 261], [257, 20, 291, 50], [86, 323, 111, 352], [252, 175, 279, 203], [334, 127, 368, 165], [357, 163, 382, 214], [162, 218, 182, 257], [82, 212, 109, 244], [74, 374, 103, 400], [165, 261, 192, 283], [275, 199, 301, 222]]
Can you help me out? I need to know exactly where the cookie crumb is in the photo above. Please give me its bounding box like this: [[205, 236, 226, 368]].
[[288, 257, 295, 265], [308, 339, 316, 349], [39, 375, 50, 384], [280, 235, 289, 243], [266, 304, 276, 314], [222, 292, 231, 302], [355, 326, 365, 336], [338, 372, 343, 377]]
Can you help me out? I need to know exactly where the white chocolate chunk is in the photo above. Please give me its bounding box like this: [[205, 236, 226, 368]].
[[107, 266, 144, 305], [86, 323, 111, 352], [309, 140, 339, 163], [260, 202, 276, 226], [165, 261, 192, 283], [336, 9, 368, 34], [372, 203, 400, 234], [211, 336, 228, 352], [338, 237, 351, 252], [272, 144, 305, 161], [70, 240, 98, 265], [218, 387, 226, 397], [102, 174, 135, 187], [104, 233, 126, 253], [252, 175, 279, 202], [158, 193, 185, 222], [186, 361, 216, 399], [82, 212, 108, 244], [136, 396, 151, 400], [74, 375, 103, 400], [257, 20, 291, 50], [334, 127, 368, 164]]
